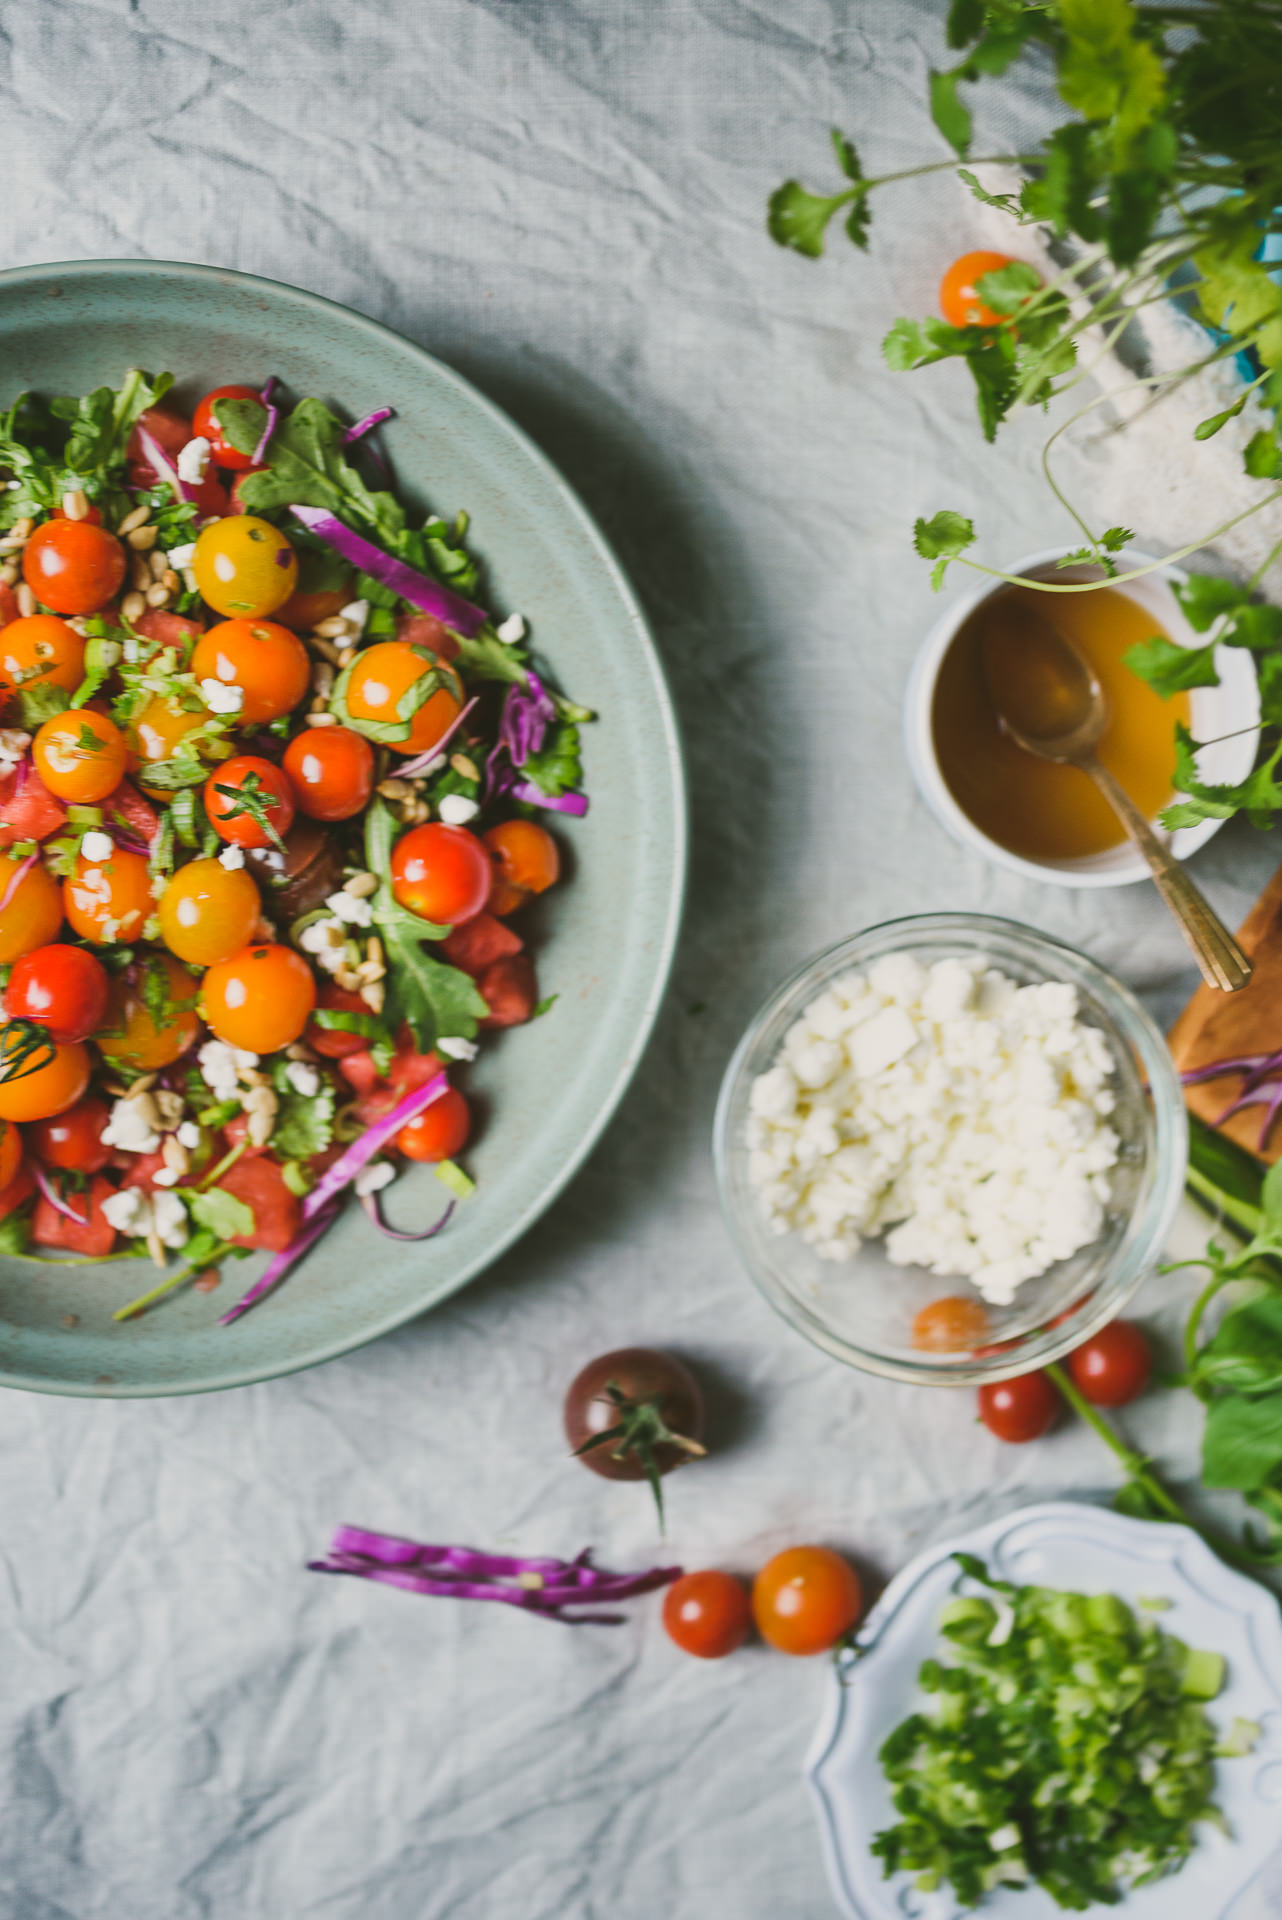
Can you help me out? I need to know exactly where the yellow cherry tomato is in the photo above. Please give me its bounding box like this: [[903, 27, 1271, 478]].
[[158, 858, 262, 967], [201, 943, 316, 1053], [33, 708, 129, 804], [96, 955, 200, 1070], [62, 849, 153, 944], [345, 642, 464, 757], [0, 854, 64, 963], [127, 695, 209, 784], [0, 1025, 89, 1122], [192, 515, 298, 619]]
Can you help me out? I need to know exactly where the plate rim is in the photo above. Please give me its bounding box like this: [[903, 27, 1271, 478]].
[[0, 257, 688, 1397]]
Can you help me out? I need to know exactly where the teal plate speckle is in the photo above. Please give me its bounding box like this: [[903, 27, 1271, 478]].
[[0, 260, 686, 1397]]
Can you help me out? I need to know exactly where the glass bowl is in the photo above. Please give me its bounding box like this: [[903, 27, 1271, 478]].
[[713, 914, 1187, 1385]]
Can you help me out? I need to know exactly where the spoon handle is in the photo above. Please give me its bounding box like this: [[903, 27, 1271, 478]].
[[1084, 757, 1252, 992]]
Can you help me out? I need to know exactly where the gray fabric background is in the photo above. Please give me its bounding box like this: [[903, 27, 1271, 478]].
[[2, 5, 1279, 1916]]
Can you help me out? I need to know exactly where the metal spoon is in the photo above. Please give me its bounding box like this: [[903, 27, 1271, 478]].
[[980, 605, 1251, 992]]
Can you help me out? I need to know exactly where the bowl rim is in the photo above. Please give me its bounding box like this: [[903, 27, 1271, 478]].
[[0, 257, 688, 1397], [902, 544, 1260, 890], [713, 912, 1188, 1385]]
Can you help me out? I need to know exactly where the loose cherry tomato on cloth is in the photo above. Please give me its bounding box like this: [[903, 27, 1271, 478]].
[[978, 1370, 1059, 1443], [28, 1094, 112, 1173], [564, 1348, 705, 1521], [306, 983, 373, 1060], [344, 641, 464, 756], [396, 1087, 470, 1162], [158, 858, 262, 967], [939, 250, 1033, 329], [752, 1547, 862, 1656], [478, 952, 538, 1028], [96, 955, 201, 1071], [663, 1571, 753, 1660], [63, 848, 152, 944], [484, 819, 560, 896], [204, 755, 296, 850], [0, 615, 86, 709], [0, 856, 64, 964], [1067, 1320, 1152, 1407], [193, 384, 264, 472], [0, 1117, 20, 1189], [192, 515, 298, 619], [0, 1026, 89, 1122], [22, 520, 126, 617], [391, 822, 491, 926], [190, 618, 309, 725], [912, 1294, 992, 1354], [440, 911, 522, 979], [5, 944, 109, 1043], [32, 1171, 117, 1257], [282, 725, 375, 821], [33, 709, 129, 805], [217, 1153, 302, 1252], [201, 943, 316, 1053]]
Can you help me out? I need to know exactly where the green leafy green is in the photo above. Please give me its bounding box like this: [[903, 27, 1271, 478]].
[[1123, 635, 1221, 698], [271, 1082, 336, 1161], [362, 799, 487, 1050], [186, 1189, 254, 1243], [522, 720, 583, 799], [913, 511, 976, 590], [1161, 726, 1282, 833]]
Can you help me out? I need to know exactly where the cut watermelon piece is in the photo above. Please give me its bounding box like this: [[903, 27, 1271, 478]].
[[0, 767, 66, 848], [33, 1172, 117, 1256], [441, 912, 523, 979]]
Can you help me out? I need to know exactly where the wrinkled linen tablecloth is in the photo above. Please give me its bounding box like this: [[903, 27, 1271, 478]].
[[3, 5, 1281, 1917]]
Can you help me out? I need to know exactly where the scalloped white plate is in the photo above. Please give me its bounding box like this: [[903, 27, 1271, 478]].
[[806, 1503, 1282, 1920]]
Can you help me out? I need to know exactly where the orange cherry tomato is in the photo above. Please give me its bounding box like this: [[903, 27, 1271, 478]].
[[204, 755, 296, 850], [193, 383, 264, 472], [483, 819, 560, 897], [201, 943, 316, 1053], [275, 582, 353, 633], [191, 515, 298, 619], [62, 847, 153, 944], [938, 250, 1031, 329], [344, 642, 464, 757], [663, 1570, 753, 1659], [0, 1117, 20, 1189], [911, 1294, 992, 1354], [304, 983, 372, 1059], [0, 1025, 90, 1122], [157, 857, 262, 966], [96, 954, 201, 1070], [190, 618, 310, 725], [27, 1094, 112, 1173], [4, 943, 109, 1042], [127, 695, 209, 781], [282, 726, 375, 821], [0, 614, 86, 711], [390, 823, 491, 927], [396, 1087, 470, 1162], [0, 855, 63, 964], [752, 1547, 863, 1657], [32, 708, 129, 804], [21, 520, 126, 617]]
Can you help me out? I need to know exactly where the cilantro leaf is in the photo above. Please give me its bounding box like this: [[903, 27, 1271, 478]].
[[186, 1188, 255, 1243], [830, 128, 862, 183], [271, 1082, 336, 1160], [522, 720, 583, 799], [1123, 635, 1220, 697], [450, 628, 531, 687], [766, 180, 859, 259], [914, 511, 976, 590], [13, 681, 72, 729], [1175, 573, 1245, 633], [1161, 725, 1282, 832]]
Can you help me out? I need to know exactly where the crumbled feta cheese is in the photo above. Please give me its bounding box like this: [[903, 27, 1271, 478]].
[[298, 918, 346, 973], [325, 889, 372, 928], [199, 677, 244, 715], [150, 1189, 190, 1249], [496, 613, 526, 644], [232, 1048, 259, 1069], [101, 1187, 150, 1235], [176, 436, 211, 484], [217, 842, 245, 871], [438, 794, 480, 826], [746, 953, 1119, 1301], [151, 1166, 180, 1188], [285, 1060, 321, 1097], [176, 1121, 201, 1149], [437, 1036, 478, 1063], [198, 1039, 242, 1102], [0, 728, 31, 777], [80, 829, 115, 864], [355, 1160, 396, 1198], [101, 1097, 161, 1155], [338, 599, 369, 633], [166, 541, 197, 569]]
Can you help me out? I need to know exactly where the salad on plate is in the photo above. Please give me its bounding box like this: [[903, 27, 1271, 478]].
[[0, 369, 590, 1323]]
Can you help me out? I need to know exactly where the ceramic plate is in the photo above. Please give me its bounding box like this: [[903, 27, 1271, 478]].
[[806, 1502, 1282, 1920], [0, 260, 685, 1397]]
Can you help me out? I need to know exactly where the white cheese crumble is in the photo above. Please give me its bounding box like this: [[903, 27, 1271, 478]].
[[198, 1039, 242, 1102], [298, 918, 346, 972], [80, 829, 115, 864], [285, 1060, 321, 1097], [496, 613, 526, 644], [100, 1186, 188, 1249], [218, 843, 245, 871], [338, 598, 369, 634], [176, 436, 211, 484], [438, 794, 480, 826], [166, 541, 197, 569], [355, 1160, 396, 1198], [746, 952, 1119, 1304], [325, 889, 372, 928], [101, 1098, 161, 1156], [199, 677, 244, 716], [176, 1121, 201, 1149], [0, 729, 31, 777], [437, 1036, 478, 1063]]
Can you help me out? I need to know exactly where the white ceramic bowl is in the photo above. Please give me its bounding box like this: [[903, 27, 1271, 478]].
[[904, 547, 1259, 888]]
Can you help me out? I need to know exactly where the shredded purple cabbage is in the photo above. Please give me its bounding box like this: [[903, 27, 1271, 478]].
[[135, 424, 201, 505], [218, 1201, 341, 1327], [341, 408, 394, 445], [11, 755, 29, 799], [0, 851, 38, 914], [32, 1162, 88, 1224], [499, 670, 556, 767], [288, 504, 486, 637], [510, 781, 589, 816], [360, 1190, 455, 1242], [396, 697, 477, 779], [253, 376, 279, 466], [1182, 1049, 1282, 1150]]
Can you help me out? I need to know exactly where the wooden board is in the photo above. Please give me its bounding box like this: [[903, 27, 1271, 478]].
[[1169, 862, 1282, 1164]]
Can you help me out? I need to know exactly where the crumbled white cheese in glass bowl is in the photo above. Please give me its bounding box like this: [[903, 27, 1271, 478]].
[[713, 915, 1187, 1386]]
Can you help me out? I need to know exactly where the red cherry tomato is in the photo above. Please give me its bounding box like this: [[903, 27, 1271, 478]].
[[4, 944, 110, 1044], [663, 1570, 753, 1659], [22, 520, 127, 617], [390, 823, 491, 927], [752, 1547, 863, 1656], [27, 1094, 112, 1173], [1067, 1320, 1152, 1407], [282, 726, 375, 821], [977, 1370, 1059, 1443], [939, 250, 1032, 329], [193, 383, 265, 472], [204, 755, 296, 849], [127, 406, 191, 467], [396, 1087, 470, 1162], [305, 983, 373, 1060]]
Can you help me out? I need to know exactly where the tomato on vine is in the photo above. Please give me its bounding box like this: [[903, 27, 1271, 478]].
[[978, 1370, 1059, 1443], [1067, 1321, 1151, 1408], [912, 1295, 991, 1354], [204, 755, 296, 850]]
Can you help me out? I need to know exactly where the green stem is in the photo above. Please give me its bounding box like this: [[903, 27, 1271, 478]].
[[1047, 1363, 1189, 1526], [1184, 1270, 1234, 1374], [113, 1243, 233, 1322], [1185, 1161, 1263, 1241], [197, 1138, 248, 1193]]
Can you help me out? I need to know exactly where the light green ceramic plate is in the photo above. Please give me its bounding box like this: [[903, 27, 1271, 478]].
[[0, 260, 686, 1398]]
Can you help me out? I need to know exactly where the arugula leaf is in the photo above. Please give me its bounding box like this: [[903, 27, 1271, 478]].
[[1123, 635, 1220, 697], [219, 397, 407, 545], [186, 1188, 255, 1242], [450, 627, 531, 688], [382, 930, 489, 1052], [1203, 1391, 1282, 1491], [57, 369, 174, 478], [914, 511, 976, 590]]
